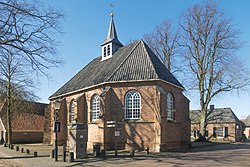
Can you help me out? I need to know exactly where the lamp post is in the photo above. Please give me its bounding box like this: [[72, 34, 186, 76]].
[[53, 100, 61, 161]]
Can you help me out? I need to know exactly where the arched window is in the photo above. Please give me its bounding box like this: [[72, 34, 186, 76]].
[[166, 93, 175, 120], [70, 100, 75, 122], [125, 90, 141, 119], [91, 95, 100, 121]]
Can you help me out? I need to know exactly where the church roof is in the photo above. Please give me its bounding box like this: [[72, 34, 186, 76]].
[[190, 108, 240, 124], [101, 13, 123, 47], [50, 40, 184, 99]]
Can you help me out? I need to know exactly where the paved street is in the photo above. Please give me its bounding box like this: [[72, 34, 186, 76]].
[[0, 142, 250, 167]]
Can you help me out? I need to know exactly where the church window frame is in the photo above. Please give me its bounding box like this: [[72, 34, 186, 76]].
[[69, 100, 75, 123], [166, 93, 175, 121], [125, 90, 141, 120], [91, 94, 100, 121], [103, 46, 107, 57], [107, 45, 111, 56]]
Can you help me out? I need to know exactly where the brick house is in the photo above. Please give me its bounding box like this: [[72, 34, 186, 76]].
[[48, 13, 190, 157], [241, 114, 250, 140], [190, 107, 243, 142], [0, 101, 48, 144]]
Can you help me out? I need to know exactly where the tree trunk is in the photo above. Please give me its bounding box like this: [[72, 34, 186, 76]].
[[198, 110, 207, 142], [7, 79, 12, 144]]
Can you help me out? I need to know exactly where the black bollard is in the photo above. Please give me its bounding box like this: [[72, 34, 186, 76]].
[[115, 149, 118, 157], [68, 152, 74, 162], [63, 144, 66, 162], [10, 144, 14, 150], [21, 148, 24, 153], [146, 147, 149, 154], [130, 149, 135, 157], [16, 146, 19, 151], [100, 149, 106, 158], [34, 152, 38, 157], [26, 149, 30, 154]]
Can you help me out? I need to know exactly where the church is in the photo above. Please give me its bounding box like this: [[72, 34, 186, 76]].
[[48, 13, 191, 158]]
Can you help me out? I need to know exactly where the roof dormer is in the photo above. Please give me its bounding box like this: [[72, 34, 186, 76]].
[[101, 13, 123, 61]]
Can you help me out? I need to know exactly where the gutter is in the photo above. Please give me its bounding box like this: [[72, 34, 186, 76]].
[[49, 79, 185, 100]]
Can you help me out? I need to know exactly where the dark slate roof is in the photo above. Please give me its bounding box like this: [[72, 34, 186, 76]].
[[101, 14, 123, 47], [190, 108, 239, 124], [241, 114, 250, 126], [50, 40, 184, 99]]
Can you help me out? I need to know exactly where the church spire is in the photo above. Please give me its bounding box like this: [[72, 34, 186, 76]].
[[102, 13, 122, 46], [101, 12, 123, 61]]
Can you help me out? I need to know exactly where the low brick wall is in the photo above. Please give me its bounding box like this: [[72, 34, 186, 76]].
[[12, 132, 43, 143]]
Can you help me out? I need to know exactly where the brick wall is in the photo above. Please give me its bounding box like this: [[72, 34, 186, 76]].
[[12, 131, 43, 143], [50, 80, 190, 151], [191, 123, 238, 142]]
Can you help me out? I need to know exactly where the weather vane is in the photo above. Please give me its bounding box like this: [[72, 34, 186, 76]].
[[110, 4, 114, 16]]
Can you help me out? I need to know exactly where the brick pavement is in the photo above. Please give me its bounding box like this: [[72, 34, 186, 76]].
[[0, 142, 250, 167]]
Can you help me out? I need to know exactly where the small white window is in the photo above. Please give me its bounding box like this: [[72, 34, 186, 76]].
[[92, 95, 100, 121], [104, 47, 107, 57], [107, 45, 110, 56], [166, 93, 175, 120], [125, 90, 141, 119]]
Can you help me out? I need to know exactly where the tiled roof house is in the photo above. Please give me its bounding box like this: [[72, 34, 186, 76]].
[[48, 13, 190, 158], [241, 114, 250, 139], [0, 101, 48, 143], [190, 107, 244, 142]]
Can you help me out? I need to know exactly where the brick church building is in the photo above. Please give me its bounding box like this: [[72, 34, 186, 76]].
[[48, 13, 190, 158]]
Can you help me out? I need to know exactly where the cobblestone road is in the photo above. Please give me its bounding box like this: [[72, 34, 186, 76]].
[[0, 142, 250, 167]]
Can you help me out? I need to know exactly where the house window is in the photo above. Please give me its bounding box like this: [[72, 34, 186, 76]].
[[107, 45, 110, 56], [166, 93, 175, 120], [213, 127, 228, 138], [103, 47, 107, 57], [192, 130, 197, 138], [224, 127, 228, 138], [217, 127, 224, 137], [91, 95, 100, 121], [205, 130, 208, 137], [70, 101, 75, 123], [125, 90, 141, 119]]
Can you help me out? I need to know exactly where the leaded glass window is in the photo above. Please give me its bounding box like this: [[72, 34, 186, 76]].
[[166, 93, 175, 120], [125, 90, 141, 119], [92, 95, 100, 121]]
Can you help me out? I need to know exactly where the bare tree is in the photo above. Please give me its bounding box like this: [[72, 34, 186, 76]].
[[180, 1, 250, 141], [0, 0, 63, 144], [143, 20, 179, 72], [0, 0, 63, 76], [0, 48, 39, 143]]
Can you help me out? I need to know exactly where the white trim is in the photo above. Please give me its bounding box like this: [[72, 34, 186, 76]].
[[124, 90, 141, 120], [70, 101, 75, 122], [49, 79, 184, 100], [91, 94, 100, 121]]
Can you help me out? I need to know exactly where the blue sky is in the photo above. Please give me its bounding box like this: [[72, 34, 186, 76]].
[[39, 0, 250, 119]]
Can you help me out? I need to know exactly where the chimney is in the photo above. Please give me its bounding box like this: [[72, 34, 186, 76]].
[[210, 105, 215, 111]]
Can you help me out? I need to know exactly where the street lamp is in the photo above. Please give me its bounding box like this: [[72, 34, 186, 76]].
[[53, 100, 61, 161]]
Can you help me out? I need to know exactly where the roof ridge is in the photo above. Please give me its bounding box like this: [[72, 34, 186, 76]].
[[106, 40, 142, 81]]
